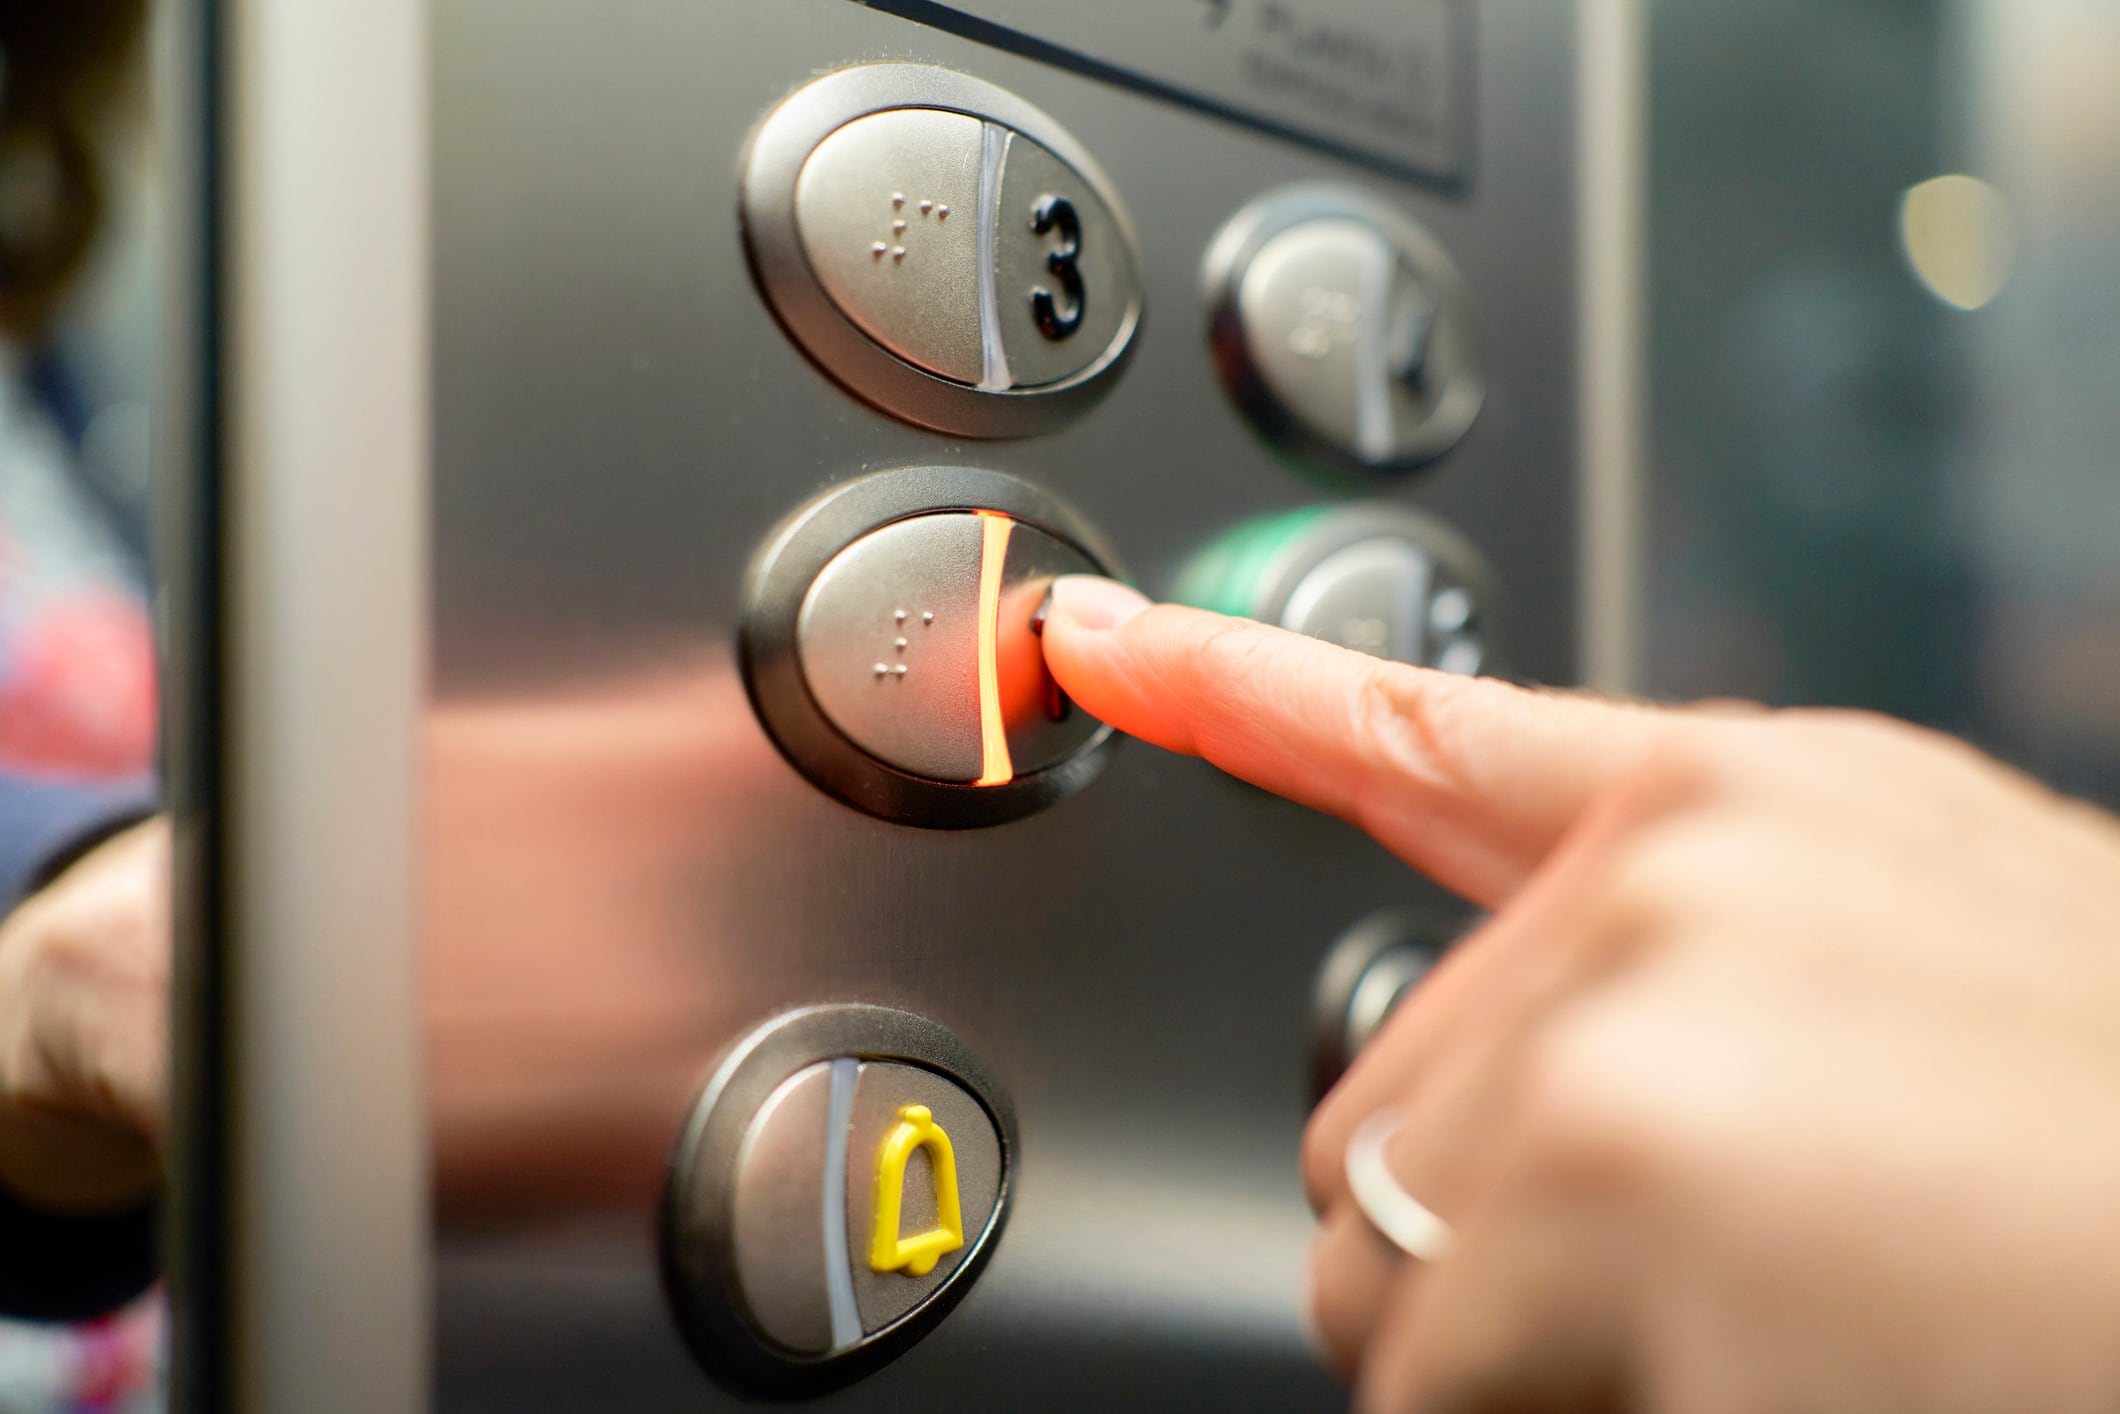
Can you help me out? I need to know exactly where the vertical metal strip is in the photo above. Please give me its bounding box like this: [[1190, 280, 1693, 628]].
[[1578, 0, 1649, 695], [976, 121, 1012, 391], [821, 1058, 863, 1351], [219, 0, 431, 1407]]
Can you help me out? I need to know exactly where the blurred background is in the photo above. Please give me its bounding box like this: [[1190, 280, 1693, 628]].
[[0, 0, 2116, 1408], [1649, 0, 2120, 807]]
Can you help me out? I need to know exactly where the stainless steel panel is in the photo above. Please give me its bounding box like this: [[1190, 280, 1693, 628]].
[[428, 1, 1587, 1408]]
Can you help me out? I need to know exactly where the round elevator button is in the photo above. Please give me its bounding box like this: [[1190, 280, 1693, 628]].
[[1176, 504, 1495, 674], [1206, 186, 1483, 477], [744, 467, 1122, 829], [745, 65, 1144, 437], [664, 1007, 1015, 1399]]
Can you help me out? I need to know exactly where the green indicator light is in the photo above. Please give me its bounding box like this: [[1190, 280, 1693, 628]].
[[1172, 507, 1334, 619]]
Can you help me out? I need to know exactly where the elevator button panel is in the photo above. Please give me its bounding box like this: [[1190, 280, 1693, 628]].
[[1206, 186, 1484, 477], [745, 467, 1122, 829], [1178, 504, 1494, 675], [746, 64, 1144, 438], [665, 1008, 1014, 1399]]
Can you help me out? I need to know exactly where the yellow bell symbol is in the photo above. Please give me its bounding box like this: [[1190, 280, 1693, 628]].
[[869, 1103, 965, 1277]]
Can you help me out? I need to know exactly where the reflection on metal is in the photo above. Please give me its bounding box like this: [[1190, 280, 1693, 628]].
[[1901, 175, 2017, 311]]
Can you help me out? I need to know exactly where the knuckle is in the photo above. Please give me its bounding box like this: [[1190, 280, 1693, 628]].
[[1511, 1006, 1673, 1191], [1301, 1098, 1355, 1213], [1350, 663, 1480, 798]]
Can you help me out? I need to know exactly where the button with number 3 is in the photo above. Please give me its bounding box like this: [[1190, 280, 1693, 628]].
[[744, 64, 1145, 438]]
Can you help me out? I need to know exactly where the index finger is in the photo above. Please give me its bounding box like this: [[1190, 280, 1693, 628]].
[[1041, 577, 1687, 907]]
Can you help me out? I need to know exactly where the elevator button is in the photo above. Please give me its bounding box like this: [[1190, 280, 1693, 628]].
[[844, 1063, 1004, 1335], [795, 512, 1107, 786], [1206, 186, 1483, 477], [747, 468, 1123, 828], [1176, 504, 1495, 674], [663, 1007, 1015, 1398], [795, 109, 989, 386], [745, 65, 1144, 437]]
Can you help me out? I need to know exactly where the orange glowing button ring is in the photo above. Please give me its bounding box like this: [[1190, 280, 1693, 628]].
[[972, 511, 1016, 787]]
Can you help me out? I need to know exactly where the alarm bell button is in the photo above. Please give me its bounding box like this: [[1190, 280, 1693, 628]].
[[843, 1063, 1003, 1336]]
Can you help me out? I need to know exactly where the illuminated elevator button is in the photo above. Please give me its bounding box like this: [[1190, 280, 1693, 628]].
[[843, 1063, 1003, 1335], [796, 512, 1106, 785], [795, 109, 990, 385]]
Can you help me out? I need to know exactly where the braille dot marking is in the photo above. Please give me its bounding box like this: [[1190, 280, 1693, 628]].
[[922, 611, 935, 624], [937, 205, 950, 218], [919, 199, 934, 215], [892, 665, 909, 677], [895, 609, 909, 623], [873, 663, 890, 677], [871, 241, 888, 257], [892, 192, 906, 207], [895, 637, 909, 650], [892, 247, 906, 261], [892, 220, 908, 235]]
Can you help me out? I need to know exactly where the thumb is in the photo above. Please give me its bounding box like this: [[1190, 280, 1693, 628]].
[[1042, 576, 1693, 907]]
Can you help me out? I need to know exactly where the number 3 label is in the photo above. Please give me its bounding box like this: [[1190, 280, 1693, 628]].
[[1030, 194, 1086, 341]]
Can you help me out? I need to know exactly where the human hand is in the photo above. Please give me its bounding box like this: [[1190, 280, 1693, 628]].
[[1043, 577, 2120, 1414], [0, 818, 168, 1216]]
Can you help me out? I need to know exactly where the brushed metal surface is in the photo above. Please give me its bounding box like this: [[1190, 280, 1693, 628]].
[[795, 110, 989, 385], [429, 0, 1587, 1407], [729, 1063, 837, 1355]]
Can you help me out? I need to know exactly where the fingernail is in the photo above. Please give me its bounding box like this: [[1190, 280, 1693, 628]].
[[1048, 575, 1152, 632]]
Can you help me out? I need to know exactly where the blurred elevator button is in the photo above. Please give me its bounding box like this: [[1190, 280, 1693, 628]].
[[1177, 504, 1495, 674], [1206, 186, 1483, 477]]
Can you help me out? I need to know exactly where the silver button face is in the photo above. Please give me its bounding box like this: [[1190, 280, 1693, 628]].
[[729, 1062, 837, 1355], [1207, 186, 1484, 476], [745, 66, 1144, 437], [796, 512, 1105, 786], [795, 109, 989, 385]]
